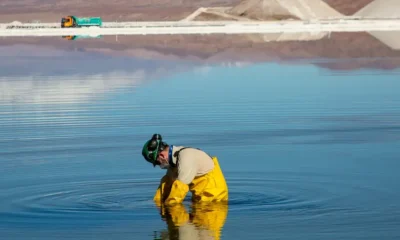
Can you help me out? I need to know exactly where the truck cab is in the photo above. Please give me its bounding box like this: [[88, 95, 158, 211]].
[[61, 16, 76, 28]]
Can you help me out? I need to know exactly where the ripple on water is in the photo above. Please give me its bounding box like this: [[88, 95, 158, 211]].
[[225, 173, 364, 218], [0, 172, 386, 226], [1, 178, 161, 223]]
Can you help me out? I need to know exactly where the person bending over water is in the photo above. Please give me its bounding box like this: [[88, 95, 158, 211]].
[[141, 134, 229, 205]]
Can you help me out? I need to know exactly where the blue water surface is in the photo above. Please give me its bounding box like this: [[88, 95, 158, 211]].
[[0, 45, 399, 240]]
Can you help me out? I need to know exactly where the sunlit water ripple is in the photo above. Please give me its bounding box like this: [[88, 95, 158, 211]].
[[1, 62, 400, 239], [1, 171, 395, 227]]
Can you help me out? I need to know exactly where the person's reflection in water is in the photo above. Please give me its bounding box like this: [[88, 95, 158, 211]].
[[155, 201, 229, 240]]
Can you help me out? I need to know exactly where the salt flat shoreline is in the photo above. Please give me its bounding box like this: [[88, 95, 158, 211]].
[[1, 19, 400, 37]]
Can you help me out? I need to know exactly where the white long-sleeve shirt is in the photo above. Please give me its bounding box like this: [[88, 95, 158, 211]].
[[167, 145, 214, 185]]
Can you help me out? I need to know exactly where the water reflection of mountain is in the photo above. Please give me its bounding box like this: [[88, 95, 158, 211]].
[[0, 45, 196, 105], [0, 44, 194, 77], [2, 30, 400, 105], [2, 29, 400, 73]]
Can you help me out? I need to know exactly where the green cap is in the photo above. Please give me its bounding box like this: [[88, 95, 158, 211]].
[[142, 134, 164, 166]]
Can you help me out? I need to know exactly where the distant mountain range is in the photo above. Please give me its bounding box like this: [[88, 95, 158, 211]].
[[0, 0, 377, 20]]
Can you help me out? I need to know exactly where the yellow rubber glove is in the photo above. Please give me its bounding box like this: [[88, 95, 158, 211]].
[[154, 174, 174, 205], [164, 179, 189, 205]]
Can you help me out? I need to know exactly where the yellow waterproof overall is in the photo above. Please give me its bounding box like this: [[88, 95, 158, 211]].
[[154, 156, 229, 206]]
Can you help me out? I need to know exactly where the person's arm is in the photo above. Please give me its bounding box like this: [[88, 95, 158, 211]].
[[164, 152, 198, 205], [163, 179, 189, 205], [154, 168, 176, 205]]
